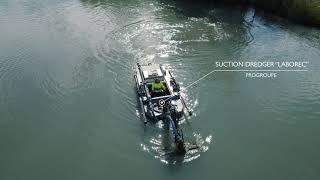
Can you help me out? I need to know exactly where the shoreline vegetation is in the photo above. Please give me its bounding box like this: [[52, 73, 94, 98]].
[[208, 0, 320, 26]]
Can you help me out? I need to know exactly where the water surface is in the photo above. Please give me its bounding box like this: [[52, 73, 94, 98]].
[[0, 0, 320, 179]]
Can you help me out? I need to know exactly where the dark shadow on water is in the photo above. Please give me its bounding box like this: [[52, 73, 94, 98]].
[[159, 0, 248, 22], [161, 0, 320, 45], [79, 0, 319, 46], [158, 0, 256, 47], [252, 10, 320, 45]]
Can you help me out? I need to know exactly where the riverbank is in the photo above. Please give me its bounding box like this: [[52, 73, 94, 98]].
[[212, 0, 320, 26]]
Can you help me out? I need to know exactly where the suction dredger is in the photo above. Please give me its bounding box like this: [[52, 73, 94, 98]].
[[134, 63, 192, 153]]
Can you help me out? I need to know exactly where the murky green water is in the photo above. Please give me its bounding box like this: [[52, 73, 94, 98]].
[[1, 0, 320, 179]]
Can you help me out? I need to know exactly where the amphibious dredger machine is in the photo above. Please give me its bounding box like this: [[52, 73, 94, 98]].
[[134, 63, 192, 153]]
